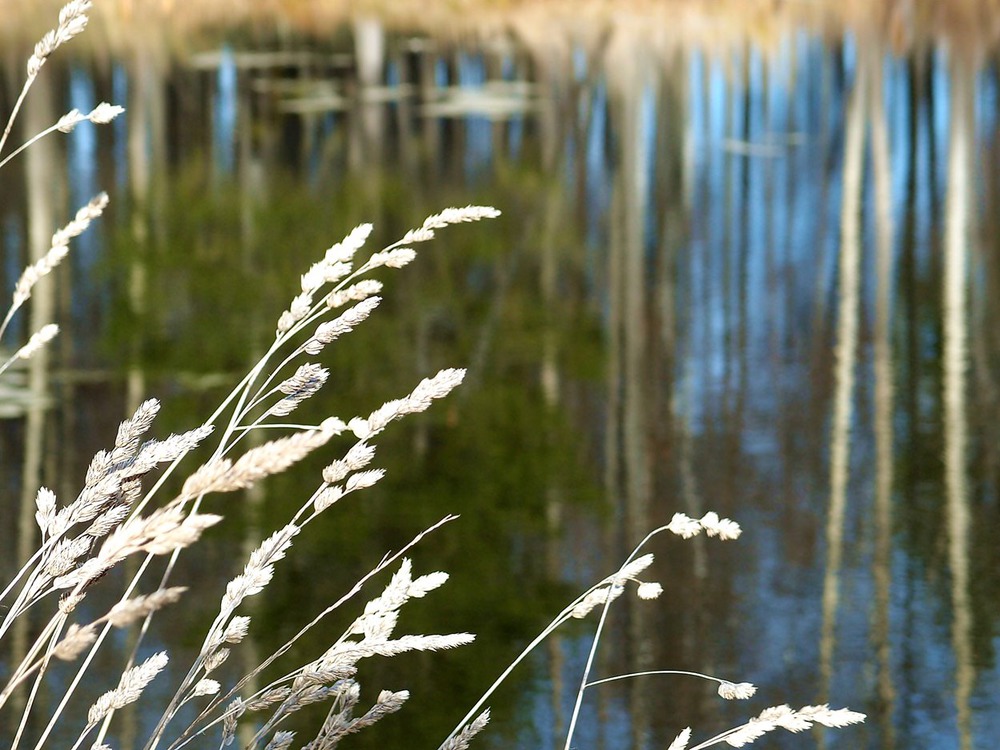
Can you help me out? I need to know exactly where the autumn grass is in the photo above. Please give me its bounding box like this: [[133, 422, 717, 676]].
[[0, 3, 866, 749]]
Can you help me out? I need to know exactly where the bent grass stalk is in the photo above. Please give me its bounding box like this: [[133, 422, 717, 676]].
[[444, 512, 865, 750]]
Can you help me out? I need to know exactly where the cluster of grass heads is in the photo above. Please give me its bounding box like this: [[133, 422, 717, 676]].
[[0, 3, 866, 749]]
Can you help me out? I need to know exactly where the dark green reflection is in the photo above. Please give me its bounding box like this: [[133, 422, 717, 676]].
[[92, 135, 603, 746]]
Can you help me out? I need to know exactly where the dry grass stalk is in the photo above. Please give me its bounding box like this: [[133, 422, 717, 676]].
[[439, 509, 859, 750], [0, 0, 91, 159]]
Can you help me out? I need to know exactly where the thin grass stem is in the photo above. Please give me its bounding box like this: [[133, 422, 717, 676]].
[[0, 78, 35, 158]]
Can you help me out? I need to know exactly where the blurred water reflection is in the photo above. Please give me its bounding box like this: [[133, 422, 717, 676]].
[[2, 7, 1000, 749]]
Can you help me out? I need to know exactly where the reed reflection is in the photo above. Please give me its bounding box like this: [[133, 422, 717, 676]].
[[869, 29, 897, 750], [943, 50, 974, 750]]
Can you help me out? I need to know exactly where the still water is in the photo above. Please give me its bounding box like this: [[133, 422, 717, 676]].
[[1, 5, 999, 749]]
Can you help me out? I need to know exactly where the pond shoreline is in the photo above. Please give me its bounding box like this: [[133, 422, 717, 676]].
[[6, 0, 1000, 63]]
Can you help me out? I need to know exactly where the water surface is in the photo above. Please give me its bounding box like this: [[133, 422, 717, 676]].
[[1, 5, 999, 749]]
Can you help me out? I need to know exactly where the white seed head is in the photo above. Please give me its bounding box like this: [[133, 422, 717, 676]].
[[717, 681, 757, 700], [636, 581, 663, 600]]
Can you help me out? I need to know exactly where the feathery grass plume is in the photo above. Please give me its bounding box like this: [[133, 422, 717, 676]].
[[365, 248, 416, 270], [0, 193, 109, 339], [692, 704, 867, 749], [211, 551, 467, 748], [348, 367, 466, 440], [87, 651, 168, 726], [326, 279, 382, 309], [47, 474, 122, 539], [665, 512, 703, 539], [613, 552, 654, 581], [315, 633, 475, 665], [304, 296, 381, 355], [665, 511, 742, 540], [192, 678, 221, 697], [44, 422, 213, 550], [268, 363, 330, 417], [0, 324, 59, 376], [3, 0, 503, 742], [312, 485, 344, 513], [53, 623, 97, 661], [439, 710, 491, 750], [636, 581, 663, 599], [56, 103, 126, 133], [304, 688, 409, 748], [275, 223, 374, 335], [110, 424, 215, 481], [112, 399, 160, 459], [32, 398, 161, 548], [54, 508, 222, 590], [42, 537, 93, 578], [344, 469, 384, 492], [181, 423, 340, 499], [400, 205, 502, 244], [215, 615, 251, 646], [264, 731, 296, 750], [106, 587, 188, 628], [247, 688, 293, 712], [346, 558, 448, 640], [84, 504, 131, 538], [323, 223, 374, 267], [717, 682, 757, 700], [667, 727, 693, 750], [0, 0, 91, 157], [26, 0, 91, 78], [265, 632, 475, 731], [322, 441, 376, 484], [222, 524, 299, 612], [0, 104, 124, 171], [34, 487, 57, 539], [547, 512, 863, 750], [304, 686, 360, 730], [570, 585, 624, 619], [698, 511, 742, 540], [446, 533, 669, 746], [202, 648, 230, 674], [278, 560, 471, 700]]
